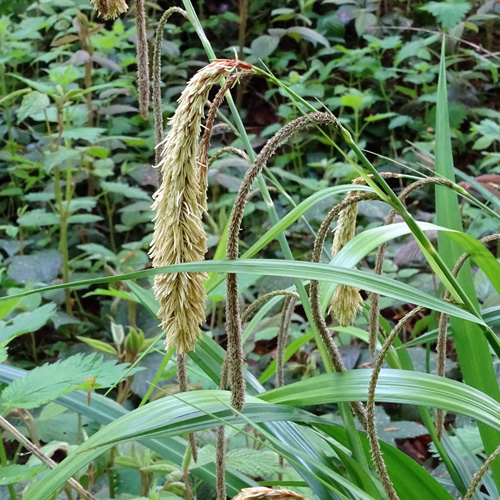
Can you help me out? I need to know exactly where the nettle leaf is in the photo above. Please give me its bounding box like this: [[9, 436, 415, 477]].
[[250, 35, 280, 59], [61, 127, 106, 142], [0, 464, 47, 485], [421, 1, 471, 30], [17, 209, 59, 227], [77, 243, 117, 261], [100, 181, 151, 201], [0, 353, 143, 413], [16, 91, 50, 123], [67, 214, 103, 224], [226, 448, 280, 477], [43, 147, 81, 174], [0, 303, 56, 347], [7, 250, 62, 284]]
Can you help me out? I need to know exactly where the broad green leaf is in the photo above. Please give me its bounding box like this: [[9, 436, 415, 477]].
[[285, 27, 329, 48], [17, 209, 59, 227], [0, 353, 141, 414], [0, 464, 46, 485], [100, 181, 151, 200], [67, 214, 103, 224], [61, 127, 106, 142], [421, 1, 472, 30], [43, 148, 80, 174], [0, 303, 56, 347], [16, 91, 50, 122], [250, 35, 280, 59]]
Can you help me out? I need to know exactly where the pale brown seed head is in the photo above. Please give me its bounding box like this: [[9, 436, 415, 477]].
[[150, 60, 252, 354], [232, 487, 306, 500], [329, 178, 364, 326], [89, 0, 128, 19]]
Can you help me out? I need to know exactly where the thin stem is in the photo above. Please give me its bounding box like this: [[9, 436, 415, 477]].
[[152, 6, 188, 167], [135, 0, 150, 119], [0, 415, 97, 500], [464, 444, 500, 500], [0, 432, 17, 500], [276, 295, 296, 388], [366, 307, 424, 500]]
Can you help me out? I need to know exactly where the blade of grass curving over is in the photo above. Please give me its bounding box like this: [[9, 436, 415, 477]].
[[434, 39, 500, 486], [23, 392, 327, 500], [260, 369, 500, 431], [0, 365, 255, 497], [0, 260, 484, 325]]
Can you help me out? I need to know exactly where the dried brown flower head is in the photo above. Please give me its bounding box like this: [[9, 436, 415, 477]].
[[150, 59, 254, 354], [232, 487, 306, 500], [89, 0, 128, 19]]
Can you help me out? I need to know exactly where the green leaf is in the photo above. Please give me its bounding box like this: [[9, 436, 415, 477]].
[[43, 147, 80, 174], [0, 303, 56, 348], [285, 27, 329, 48], [100, 181, 151, 201], [67, 214, 103, 224], [421, 1, 472, 30], [16, 91, 50, 122], [0, 353, 141, 414], [78, 243, 117, 261], [0, 464, 46, 485], [17, 209, 59, 227], [250, 35, 280, 59], [76, 336, 119, 356], [226, 448, 280, 477], [61, 127, 106, 142]]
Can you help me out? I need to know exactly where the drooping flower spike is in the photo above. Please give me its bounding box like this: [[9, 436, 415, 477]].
[[232, 487, 306, 500], [89, 0, 128, 19], [150, 60, 254, 354]]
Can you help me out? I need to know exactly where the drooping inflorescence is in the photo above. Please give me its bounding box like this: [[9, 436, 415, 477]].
[[232, 487, 306, 500], [150, 60, 254, 354], [329, 177, 365, 326], [89, 0, 128, 19]]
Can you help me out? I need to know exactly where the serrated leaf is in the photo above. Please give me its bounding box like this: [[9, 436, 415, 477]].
[[77, 243, 117, 261], [421, 1, 471, 30], [67, 214, 103, 224], [86, 146, 110, 159], [0, 353, 142, 413], [61, 127, 106, 142], [17, 209, 59, 227], [7, 250, 62, 283], [0, 464, 47, 485], [43, 147, 80, 174], [0, 303, 56, 347], [16, 91, 50, 122], [100, 181, 150, 201], [226, 448, 280, 477]]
